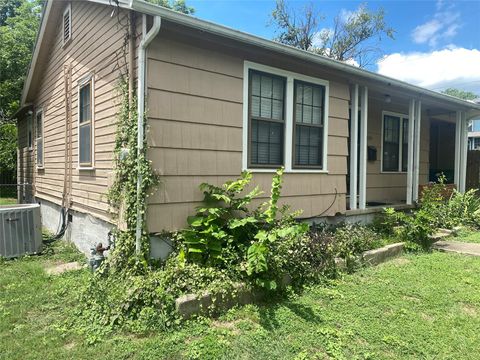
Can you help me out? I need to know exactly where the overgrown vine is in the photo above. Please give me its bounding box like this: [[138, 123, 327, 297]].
[[105, 77, 159, 274]]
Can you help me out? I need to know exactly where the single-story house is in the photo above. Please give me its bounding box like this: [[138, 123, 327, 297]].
[[15, 0, 480, 254]]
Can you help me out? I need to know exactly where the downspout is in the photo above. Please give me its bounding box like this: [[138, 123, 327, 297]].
[[136, 14, 161, 255]]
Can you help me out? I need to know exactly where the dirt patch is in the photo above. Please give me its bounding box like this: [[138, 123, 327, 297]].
[[403, 295, 421, 303], [462, 304, 477, 317], [421, 313, 434, 322], [212, 320, 241, 335], [45, 262, 83, 275], [64, 342, 75, 350]]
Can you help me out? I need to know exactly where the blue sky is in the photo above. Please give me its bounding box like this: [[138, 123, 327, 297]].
[[188, 0, 480, 95]]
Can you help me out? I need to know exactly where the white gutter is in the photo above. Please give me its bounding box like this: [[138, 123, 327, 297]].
[[136, 14, 161, 255]]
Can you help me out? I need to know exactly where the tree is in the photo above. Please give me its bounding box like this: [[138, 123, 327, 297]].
[[146, 0, 194, 14], [0, 0, 41, 123], [0, 123, 16, 173], [270, 0, 395, 67], [441, 88, 478, 101]]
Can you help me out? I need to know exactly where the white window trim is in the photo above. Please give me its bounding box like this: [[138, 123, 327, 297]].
[[77, 74, 95, 170], [380, 110, 409, 174], [35, 108, 44, 169], [242, 61, 329, 173], [63, 3, 72, 47]]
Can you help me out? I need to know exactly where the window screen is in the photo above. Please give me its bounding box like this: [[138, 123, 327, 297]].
[[79, 82, 92, 166], [249, 70, 285, 166], [293, 80, 325, 168], [382, 114, 409, 172], [382, 115, 400, 171]]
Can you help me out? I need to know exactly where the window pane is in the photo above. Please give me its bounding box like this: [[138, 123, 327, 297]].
[[251, 119, 283, 165], [303, 86, 313, 105], [251, 73, 261, 96], [79, 84, 91, 123], [272, 99, 283, 120], [272, 78, 284, 100], [302, 105, 312, 124], [260, 98, 272, 118], [313, 87, 323, 107], [251, 95, 260, 117], [260, 76, 272, 98], [295, 125, 323, 167], [295, 81, 324, 125], [312, 107, 321, 125], [249, 71, 285, 122], [79, 124, 91, 164]]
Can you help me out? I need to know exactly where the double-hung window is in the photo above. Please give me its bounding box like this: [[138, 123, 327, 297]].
[[78, 76, 94, 168], [382, 112, 409, 172], [293, 81, 325, 168], [35, 110, 43, 167], [244, 62, 329, 172]]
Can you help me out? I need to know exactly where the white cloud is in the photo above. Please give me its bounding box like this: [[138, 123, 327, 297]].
[[411, 0, 460, 47], [377, 48, 480, 93]]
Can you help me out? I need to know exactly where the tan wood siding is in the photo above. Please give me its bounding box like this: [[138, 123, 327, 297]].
[[146, 35, 349, 232], [30, 2, 132, 221]]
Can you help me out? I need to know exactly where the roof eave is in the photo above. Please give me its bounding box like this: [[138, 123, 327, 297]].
[[130, 0, 480, 111], [20, 0, 52, 106]]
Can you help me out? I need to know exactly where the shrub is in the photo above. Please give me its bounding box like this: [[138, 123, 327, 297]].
[[175, 168, 309, 290]]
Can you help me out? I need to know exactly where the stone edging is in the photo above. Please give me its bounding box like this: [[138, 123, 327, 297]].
[[175, 242, 406, 319]]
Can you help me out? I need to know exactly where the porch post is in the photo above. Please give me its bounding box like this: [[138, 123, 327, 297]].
[[454, 110, 462, 189], [359, 86, 368, 209], [349, 84, 359, 210], [413, 101, 422, 202], [406, 99, 415, 205], [460, 111, 468, 193]]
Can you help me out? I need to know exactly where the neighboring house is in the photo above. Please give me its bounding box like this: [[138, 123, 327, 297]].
[[467, 99, 480, 150], [15, 0, 480, 254]]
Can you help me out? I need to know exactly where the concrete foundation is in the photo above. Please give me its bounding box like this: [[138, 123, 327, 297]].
[[37, 198, 113, 256]]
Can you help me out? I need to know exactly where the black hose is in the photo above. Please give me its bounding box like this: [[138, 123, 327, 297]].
[[296, 188, 338, 221], [43, 207, 69, 243]]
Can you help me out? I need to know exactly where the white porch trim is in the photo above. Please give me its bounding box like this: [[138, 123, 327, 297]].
[[455, 110, 468, 193], [349, 84, 359, 210], [454, 110, 461, 187], [359, 86, 368, 209], [413, 101, 422, 202], [406, 99, 415, 205], [460, 111, 468, 193]]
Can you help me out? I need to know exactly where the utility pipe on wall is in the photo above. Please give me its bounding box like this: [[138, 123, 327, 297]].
[[136, 14, 161, 255]]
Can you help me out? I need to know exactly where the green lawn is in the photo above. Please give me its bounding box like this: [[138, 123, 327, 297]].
[[0, 196, 16, 205], [455, 229, 480, 244], [1, 244, 480, 359]]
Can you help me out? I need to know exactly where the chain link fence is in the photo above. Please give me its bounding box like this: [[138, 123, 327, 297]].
[[0, 170, 17, 203]]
